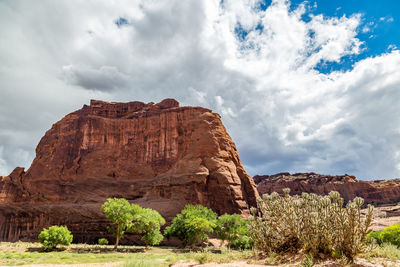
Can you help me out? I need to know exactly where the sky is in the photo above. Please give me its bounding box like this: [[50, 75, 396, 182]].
[[0, 0, 400, 180]]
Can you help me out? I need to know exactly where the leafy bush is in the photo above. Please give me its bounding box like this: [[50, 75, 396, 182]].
[[215, 213, 252, 249], [38, 225, 73, 250], [129, 207, 166, 248], [164, 204, 217, 247], [249, 189, 373, 260], [367, 224, 400, 247], [230, 234, 252, 250], [98, 238, 109, 245], [102, 198, 166, 248], [380, 224, 400, 246], [367, 230, 383, 244]]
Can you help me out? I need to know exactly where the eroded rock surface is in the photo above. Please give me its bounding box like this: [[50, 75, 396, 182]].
[[0, 99, 258, 243], [363, 204, 400, 231], [255, 172, 400, 206]]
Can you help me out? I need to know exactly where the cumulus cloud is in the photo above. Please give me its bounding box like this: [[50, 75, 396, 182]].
[[0, 0, 399, 180], [62, 65, 129, 91], [0, 147, 8, 176]]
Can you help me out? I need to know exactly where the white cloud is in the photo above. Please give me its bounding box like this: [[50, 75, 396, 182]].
[[362, 26, 370, 33], [380, 16, 394, 23], [0, 147, 8, 176], [0, 0, 400, 180], [62, 65, 129, 91]]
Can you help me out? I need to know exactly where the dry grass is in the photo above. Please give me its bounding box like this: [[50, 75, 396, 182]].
[[0, 241, 251, 266], [1, 241, 400, 266]]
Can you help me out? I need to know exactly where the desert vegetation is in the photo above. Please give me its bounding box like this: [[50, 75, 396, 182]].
[[215, 213, 252, 250], [367, 224, 400, 246], [102, 198, 165, 249], [249, 189, 375, 263], [3, 193, 400, 266], [38, 225, 73, 251], [164, 204, 218, 247]]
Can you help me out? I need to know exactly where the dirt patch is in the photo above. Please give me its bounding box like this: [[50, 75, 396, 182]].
[[7, 263, 121, 267]]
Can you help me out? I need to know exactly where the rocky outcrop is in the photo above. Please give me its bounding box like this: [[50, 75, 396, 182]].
[[255, 172, 400, 206], [0, 99, 258, 243]]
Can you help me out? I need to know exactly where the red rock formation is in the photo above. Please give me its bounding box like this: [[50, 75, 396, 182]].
[[255, 172, 400, 205], [0, 99, 258, 243]]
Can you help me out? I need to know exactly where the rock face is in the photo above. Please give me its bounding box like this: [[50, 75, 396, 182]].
[[255, 172, 400, 206], [0, 99, 258, 243]]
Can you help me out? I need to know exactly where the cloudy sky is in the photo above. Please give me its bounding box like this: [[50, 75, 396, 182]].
[[1, 0, 400, 180]]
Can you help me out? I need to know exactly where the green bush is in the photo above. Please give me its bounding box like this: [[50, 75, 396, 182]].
[[129, 207, 166, 248], [102, 198, 166, 249], [164, 204, 217, 247], [368, 224, 400, 247], [38, 225, 73, 250], [249, 189, 373, 261], [215, 214, 252, 249], [98, 238, 109, 245], [367, 230, 383, 244], [380, 224, 400, 246], [230, 234, 252, 250]]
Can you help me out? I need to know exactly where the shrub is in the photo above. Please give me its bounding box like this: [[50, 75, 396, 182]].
[[368, 224, 400, 247], [38, 225, 73, 250], [98, 238, 109, 245], [367, 230, 383, 244], [164, 204, 217, 247], [215, 213, 252, 249], [380, 224, 400, 246], [230, 234, 252, 250], [248, 189, 373, 261], [129, 207, 166, 248]]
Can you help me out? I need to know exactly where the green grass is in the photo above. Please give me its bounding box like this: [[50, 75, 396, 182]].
[[0, 242, 251, 266], [4, 241, 400, 266]]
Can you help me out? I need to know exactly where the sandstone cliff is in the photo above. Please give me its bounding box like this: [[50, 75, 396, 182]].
[[0, 99, 258, 243], [255, 172, 400, 206]]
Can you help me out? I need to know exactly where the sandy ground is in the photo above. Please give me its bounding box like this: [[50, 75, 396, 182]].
[[362, 203, 400, 231]]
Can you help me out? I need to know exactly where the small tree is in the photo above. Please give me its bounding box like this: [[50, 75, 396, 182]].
[[164, 204, 217, 247], [129, 207, 166, 248], [102, 198, 136, 249], [38, 225, 73, 251], [215, 213, 251, 249]]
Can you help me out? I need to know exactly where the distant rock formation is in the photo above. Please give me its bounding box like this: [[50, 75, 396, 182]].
[[0, 99, 258, 243], [255, 172, 400, 206]]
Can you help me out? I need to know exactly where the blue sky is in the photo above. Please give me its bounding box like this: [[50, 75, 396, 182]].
[[1, 0, 400, 180], [260, 0, 399, 73]]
